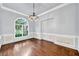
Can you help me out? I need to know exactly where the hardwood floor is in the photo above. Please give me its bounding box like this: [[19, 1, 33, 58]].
[[0, 38, 79, 56]]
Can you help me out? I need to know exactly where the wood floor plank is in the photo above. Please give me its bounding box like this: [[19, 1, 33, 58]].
[[0, 38, 79, 56]]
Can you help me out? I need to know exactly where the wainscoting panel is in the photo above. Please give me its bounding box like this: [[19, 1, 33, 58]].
[[33, 32, 76, 49], [78, 37, 79, 51], [1, 32, 33, 45], [1, 34, 14, 44], [0, 35, 1, 48], [0, 32, 77, 50]]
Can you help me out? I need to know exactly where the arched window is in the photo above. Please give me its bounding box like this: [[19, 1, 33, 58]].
[[15, 18, 28, 37]]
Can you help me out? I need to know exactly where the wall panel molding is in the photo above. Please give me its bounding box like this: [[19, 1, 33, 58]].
[[32, 32, 76, 50], [0, 32, 78, 50]]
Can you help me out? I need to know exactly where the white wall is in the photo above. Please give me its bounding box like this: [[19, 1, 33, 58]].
[[0, 7, 34, 45], [36, 4, 77, 35], [35, 4, 78, 49], [0, 9, 33, 34], [77, 4, 79, 51], [0, 3, 79, 50]]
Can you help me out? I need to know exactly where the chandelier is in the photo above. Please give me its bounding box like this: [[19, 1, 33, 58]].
[[28, 3, 39, 21]]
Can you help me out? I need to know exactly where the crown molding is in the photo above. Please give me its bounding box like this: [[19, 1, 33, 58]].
[[38, 3, 71, 17], [1, 4, 28, 17]]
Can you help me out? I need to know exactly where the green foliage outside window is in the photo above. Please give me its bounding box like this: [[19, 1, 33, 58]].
[[15, 18, 28, 37]]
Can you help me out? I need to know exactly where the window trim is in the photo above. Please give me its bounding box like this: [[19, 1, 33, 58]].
[[14, 17, 29, 39]]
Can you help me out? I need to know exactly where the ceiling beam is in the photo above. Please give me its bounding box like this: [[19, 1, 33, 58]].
[[37, 3, 71, 17], [1, 4, 28, 17]]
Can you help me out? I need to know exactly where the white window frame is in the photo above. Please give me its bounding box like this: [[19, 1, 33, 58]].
[[14, 17, 29, 39]]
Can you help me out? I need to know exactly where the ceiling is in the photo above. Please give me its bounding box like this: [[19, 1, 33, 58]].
[[3, 3, 62, 16]]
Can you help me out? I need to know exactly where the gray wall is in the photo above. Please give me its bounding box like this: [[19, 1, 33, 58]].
[[77, 4, 79, 35], [77, 4, 79, 50], [35, 4, 79, 50], [0, 7, 2, 35], [0, 3, 79, 50], [35, 4, 77, 36], [0, 7, 34, 35], [0, 7, 35, 45], [0, 4, 77, 36]]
